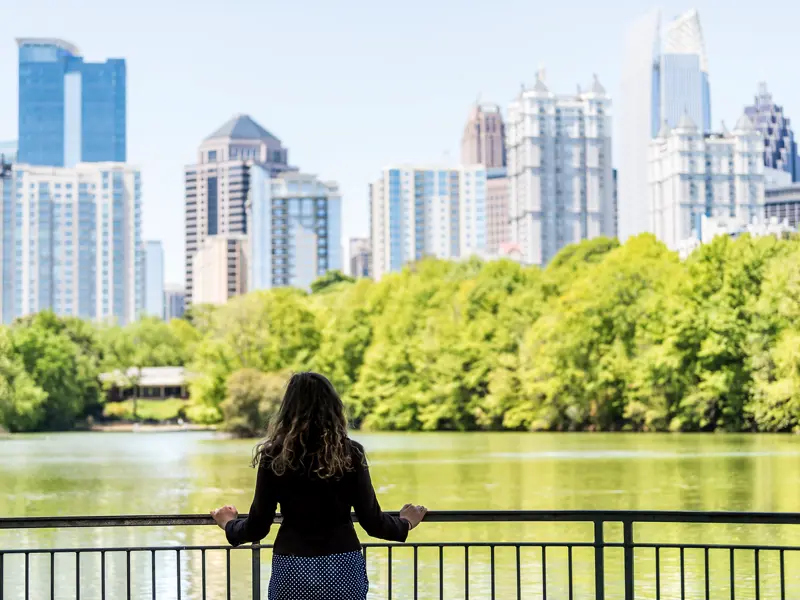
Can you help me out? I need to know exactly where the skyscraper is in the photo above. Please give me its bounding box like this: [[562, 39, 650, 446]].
[[0, 163, 142, 324], [618, 9, 712, 241], [184, 114, 296, 305], [17, 38, 126, 167], [370, 165, 486, 280], [649, 114, 765, 251], [461, 103, 506, 168], [144, 241, 164, 318], [506, 73, 615, 266], [248, 170, 342, 291], [745, 83, 799, 182]]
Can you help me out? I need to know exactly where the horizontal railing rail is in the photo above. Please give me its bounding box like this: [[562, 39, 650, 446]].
[[1, 511, 798, 600], [3, 509, 800, 529]]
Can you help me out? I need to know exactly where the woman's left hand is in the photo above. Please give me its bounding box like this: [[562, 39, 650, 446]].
[[210, 504, 239, 530]]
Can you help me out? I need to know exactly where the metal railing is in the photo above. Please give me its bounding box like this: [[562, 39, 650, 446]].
[[1, 510, 799, 599]]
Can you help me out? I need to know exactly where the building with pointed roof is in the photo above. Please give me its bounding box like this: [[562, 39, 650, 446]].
[[744, 82, 799, 182], [649, 114, 765, 251], [506, 72, 615, 265], [184, 115, 297, 305], [618, 8, 713, 242]]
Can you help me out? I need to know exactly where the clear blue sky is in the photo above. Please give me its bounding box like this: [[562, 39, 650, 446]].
[[1, 0, 798, 284]]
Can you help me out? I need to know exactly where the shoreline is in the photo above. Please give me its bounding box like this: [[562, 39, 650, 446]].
[[89, 423, 218, 433]]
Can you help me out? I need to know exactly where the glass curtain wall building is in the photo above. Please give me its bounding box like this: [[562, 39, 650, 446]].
[[618, 9, 711, 241], [17, 38, 126, 167], [248, 169, 342, 291], [1, 163, 142, 325], [369, 165, 487, 280]]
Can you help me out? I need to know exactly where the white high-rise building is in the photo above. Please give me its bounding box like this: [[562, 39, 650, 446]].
[[618, 9, 712, 241], [369, 165, 487, 280], [0, 163, 142, 324], [247, 170, 342, 291], [649, 114, 765, 251], [191, 234, 248, 306], [506, 72, 615, 266]]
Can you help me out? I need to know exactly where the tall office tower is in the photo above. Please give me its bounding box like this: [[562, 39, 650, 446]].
[[0, 163, 142, 324], [163, 285, 186, 320], [184, 114, 296, 305], [349, 237, 371, 278], [248, 170, 342, 291], [192, 234, 248, 305], [461, 103, 506, 168], [506, 73, 615, 266], [17, 38, 126, 167], [618, 9, 711, 240], [744, 83, 799, 182], [144, 240, 164, 318], [649, 114, 765, 251], [370, 165, 486, 280]]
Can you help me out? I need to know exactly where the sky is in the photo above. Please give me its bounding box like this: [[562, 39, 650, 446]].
[[1, 0, 799, 284]]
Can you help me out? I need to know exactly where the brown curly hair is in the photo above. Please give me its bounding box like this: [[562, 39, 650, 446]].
[[253, 372, 355, 479]]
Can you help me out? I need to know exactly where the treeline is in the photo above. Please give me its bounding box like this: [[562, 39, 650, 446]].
[[3, 233, 800, 434]]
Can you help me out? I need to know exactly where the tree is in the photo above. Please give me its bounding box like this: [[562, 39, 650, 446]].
[[220, 369, 290, 437], [0, 329, 47, 432], [9, 312, 101, 430], [310, 270, 355, 294]]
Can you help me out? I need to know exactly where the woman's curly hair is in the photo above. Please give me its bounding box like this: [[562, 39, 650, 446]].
[[253, 372, 355, 479]]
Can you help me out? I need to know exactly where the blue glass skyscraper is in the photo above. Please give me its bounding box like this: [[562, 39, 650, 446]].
[[17, 38, 126, 167]]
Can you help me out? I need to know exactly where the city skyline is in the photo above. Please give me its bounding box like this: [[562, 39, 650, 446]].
[[2, 0, 796, 283]]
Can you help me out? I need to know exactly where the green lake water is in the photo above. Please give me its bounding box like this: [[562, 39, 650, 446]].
[[1, 431, 799, 598]]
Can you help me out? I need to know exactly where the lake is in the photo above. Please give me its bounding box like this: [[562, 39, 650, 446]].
[[1, 431, 799, 598]]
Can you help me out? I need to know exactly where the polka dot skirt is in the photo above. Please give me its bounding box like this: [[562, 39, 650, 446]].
[[269, 550, 369, 600]]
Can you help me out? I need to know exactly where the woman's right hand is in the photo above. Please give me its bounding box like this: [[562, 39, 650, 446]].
[[399, 503, 428, 530]]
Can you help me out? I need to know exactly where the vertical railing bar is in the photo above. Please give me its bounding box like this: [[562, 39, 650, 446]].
[[151, 549, 156, 600], [464, 545, 469, 600], [50, 551, 55, 600], [623, 521, 634, 600], [75, 551, 80, 600], [226, 548, 231, 600], [754, 549, 760, 600], [127, 550, 132, 600], [704, 547, 710, 600], [388, 545, 393, 600], [490, 545, 495, 600], [516, 545, 522, 600], [729, 548, 735, 600], [176, 549, 181, 600], [251, 546, 261, 600], [413, 545, 419, 600], [594, 520, 605, 600], [542, 545, 547, 600], [0, 552, 3, 600], [568, 545, 574, 600], [439, 546, 444, 600], [779, 549, 785, 600], [680, 547, 685, 600], [655, 547, 661, 600], [102, 551, 107, 600], [201, 549, 207, 600], [25, 552, 30, 600]]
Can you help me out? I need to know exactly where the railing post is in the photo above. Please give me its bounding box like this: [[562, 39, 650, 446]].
[[252, 545, 261, 600], [623, 521, 634, 600], [593, 520, 605, 600]]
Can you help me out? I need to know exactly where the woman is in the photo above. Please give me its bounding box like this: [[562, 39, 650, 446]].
[[210, 371, 427, 600]]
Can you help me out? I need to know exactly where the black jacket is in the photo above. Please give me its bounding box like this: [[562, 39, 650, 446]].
[[225, 440, 409, 556]]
